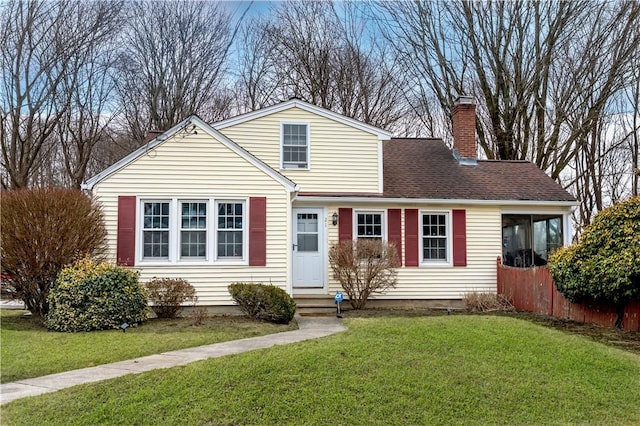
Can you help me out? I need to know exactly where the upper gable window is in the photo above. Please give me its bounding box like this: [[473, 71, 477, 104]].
[[282, 123, 309, 169]]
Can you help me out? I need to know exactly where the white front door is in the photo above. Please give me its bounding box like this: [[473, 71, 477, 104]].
[[292, 208, 325, 288]]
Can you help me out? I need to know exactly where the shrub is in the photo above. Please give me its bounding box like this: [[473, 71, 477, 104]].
[[190, 306, 210, 326], [328, 239, 398, 309], [146, 278, 197, 318], [549, 196, 640, 328], [45, 259, 148, 332], [228, 283, 296, 324], [464, 292, 515, 313], [0, 188, 107, 319]]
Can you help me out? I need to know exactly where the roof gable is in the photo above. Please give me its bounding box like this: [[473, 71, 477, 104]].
[[213, 99, 392, 140], [82, 115, 298, 191]]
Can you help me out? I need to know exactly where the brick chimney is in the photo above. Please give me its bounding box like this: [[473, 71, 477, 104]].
[[143, 130, 163, 144], [452, 96, 477, 163]]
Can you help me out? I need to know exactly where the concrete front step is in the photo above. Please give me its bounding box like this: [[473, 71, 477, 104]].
[[294, 295, 344, 316]]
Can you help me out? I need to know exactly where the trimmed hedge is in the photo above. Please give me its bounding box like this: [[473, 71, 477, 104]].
[[228, 283, 296, 324], [45, 259, 148, 332]]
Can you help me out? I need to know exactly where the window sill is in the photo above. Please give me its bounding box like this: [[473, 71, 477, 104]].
[[137, 260, 248, 267], [419, 261, 452, 268]]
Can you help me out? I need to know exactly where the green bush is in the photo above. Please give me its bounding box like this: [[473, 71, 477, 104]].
[[146, 278, 197, 318], [549, 196, 640, 327], [0, 188, 107, 319], [228, 283, 296, 324], [45, 259, 148, 332]]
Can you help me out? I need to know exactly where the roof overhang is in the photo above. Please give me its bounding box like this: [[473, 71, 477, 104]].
[[82, 115, 299, 192], [294, 194, 578, 207]]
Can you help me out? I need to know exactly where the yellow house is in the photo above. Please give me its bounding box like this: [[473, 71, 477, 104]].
[[83, 98, 576, 307]]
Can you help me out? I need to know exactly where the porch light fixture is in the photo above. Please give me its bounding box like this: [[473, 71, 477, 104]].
[[332, 212, 338, 226]]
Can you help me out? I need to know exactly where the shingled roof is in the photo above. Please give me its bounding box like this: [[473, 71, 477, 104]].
[[383, 138, 576, 202]]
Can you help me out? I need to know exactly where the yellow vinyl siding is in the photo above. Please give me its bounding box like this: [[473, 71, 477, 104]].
[[218, 107, 381, 193], [322, 204, 503, 299], [92, 125, 291, 305]]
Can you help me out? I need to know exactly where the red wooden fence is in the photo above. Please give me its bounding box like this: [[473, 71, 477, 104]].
[[497, 258, 640, 332]]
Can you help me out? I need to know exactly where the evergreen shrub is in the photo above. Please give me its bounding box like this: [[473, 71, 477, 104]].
[[46, 259, 148, 332], [228, 283, 296, 324]]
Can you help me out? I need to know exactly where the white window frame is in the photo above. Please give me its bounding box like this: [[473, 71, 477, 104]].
[[353, 210, 387, 241], [179, 200, 208, 261], [280, 122, 310, 170], [419, 210, 452, 266], [141, 200, 172, 262], [137, 197, 248, 266], [214, 199, 248, 262]]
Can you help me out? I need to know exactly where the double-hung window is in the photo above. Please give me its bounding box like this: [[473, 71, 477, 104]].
[[421, 212, 450, 263], [180, 202, 207, 259], [142, 201, 170, 259], [140, 199, 246, 263], [216, 201, 244, 259], [282, 123, 309, 169], [356, 212, 384, 240]]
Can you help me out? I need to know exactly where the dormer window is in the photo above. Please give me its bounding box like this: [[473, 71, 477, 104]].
[[281, 123, 309, 169]]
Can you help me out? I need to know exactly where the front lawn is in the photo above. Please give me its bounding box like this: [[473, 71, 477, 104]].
[[0, 309, 296, 383], [3, 315, 639, 425]]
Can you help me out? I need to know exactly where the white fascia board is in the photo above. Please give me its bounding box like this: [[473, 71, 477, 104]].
[[213, 99, 392, 140], [82, 115, 298, 193], [294, 195, 578, 207], [83, 116, 195, 190], [190, 116, 298, 192]]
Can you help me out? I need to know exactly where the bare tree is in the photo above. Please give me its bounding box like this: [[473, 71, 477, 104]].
[[379, 0, 640, 228], [115, 1, 235, 142], [0, 0, 122, 189], [234, 16, 287, 112], [56, 42, 121, 189], [236, 0, 406, 128]]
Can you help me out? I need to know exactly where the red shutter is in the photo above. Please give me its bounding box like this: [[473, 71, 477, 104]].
[[452, 209, 467, 267], [249, 197, 267, 266], [338, 208, 352, 242], [404, 209, 419, 267], [117, 196, 136, 266], [388, 209, 402, 266]]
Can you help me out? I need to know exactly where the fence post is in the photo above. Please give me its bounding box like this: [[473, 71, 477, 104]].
[[496, 257, 502, 294]]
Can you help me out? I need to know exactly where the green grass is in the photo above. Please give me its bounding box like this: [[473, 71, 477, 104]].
[[3, 315, 639, 425], [0, 309, 296, 383]]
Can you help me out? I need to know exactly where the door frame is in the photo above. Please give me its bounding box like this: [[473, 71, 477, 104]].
[[291, 207, 327, 294]]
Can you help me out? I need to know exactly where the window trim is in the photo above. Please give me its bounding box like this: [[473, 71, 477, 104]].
[[141, 200, 172, 262], [214, 199, 248, 262], [179, 200, 208, 261], [280, 121, 310, 170], [419, 210, 452, 267], [353, 210, 387, 241], [137, 197, 248, 266]]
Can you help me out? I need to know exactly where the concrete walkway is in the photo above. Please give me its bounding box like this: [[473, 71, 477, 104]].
[[0, 315, 346, 405]]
